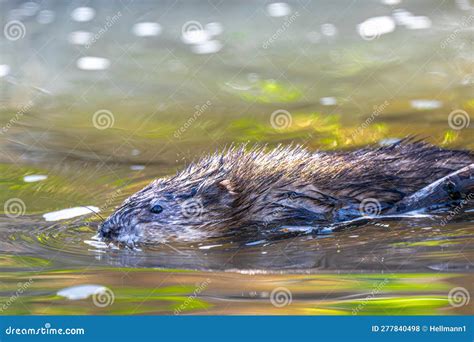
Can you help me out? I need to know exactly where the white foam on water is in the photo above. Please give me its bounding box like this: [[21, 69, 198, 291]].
[[43, 206, 100, 221], [68, 31, 93, 45], [321, 23, 338, 37], [23, 174, 48, 183], [71, 7, 95, 22], [392, 9, 414, 25], [205, 22, 223, 36], [266, 2, 292, 17], [320, 97, 337, 106], [191, 40, 223, 54], [37, 10, 55, 24], [410, 99, 442, 110], [20, 2, 40, 17], [182, 29, 210, 45], [382, 0, 401, 5], [357, 16, 396, 38], [132, 22, 162, 37], [84, 239, 108, 249], [0, 65, 10, 78], [76, 57, 110, 71], [57, 285, 106, 300], [404, 16, 432, 30]]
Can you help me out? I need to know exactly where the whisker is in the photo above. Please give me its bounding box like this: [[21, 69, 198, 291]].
[[84, 206, 106, 223]]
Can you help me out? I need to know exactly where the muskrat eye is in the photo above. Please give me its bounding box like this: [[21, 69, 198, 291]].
[[150, 204, 163, 214]]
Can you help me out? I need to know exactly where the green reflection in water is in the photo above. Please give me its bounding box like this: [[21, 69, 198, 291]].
[[0, 268, 460, 315]]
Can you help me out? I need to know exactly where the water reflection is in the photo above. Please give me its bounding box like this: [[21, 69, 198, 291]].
[[0, 0, 472, 315]]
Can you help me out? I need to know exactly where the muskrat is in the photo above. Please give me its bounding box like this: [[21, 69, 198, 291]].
[[99, 139, 474, 246]]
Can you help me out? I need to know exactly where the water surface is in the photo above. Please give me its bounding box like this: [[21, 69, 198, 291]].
[[0, 0, 473, 315]]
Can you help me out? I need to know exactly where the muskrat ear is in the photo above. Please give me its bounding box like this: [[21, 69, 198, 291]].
[[202, 179, 238, 206], [218, 179, 238, 195]]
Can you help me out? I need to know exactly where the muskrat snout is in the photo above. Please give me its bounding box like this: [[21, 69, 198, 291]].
[[98, 219, 119, 240]]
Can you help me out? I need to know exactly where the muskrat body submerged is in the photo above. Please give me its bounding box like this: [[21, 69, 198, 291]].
[[99, 140, 474, 246]]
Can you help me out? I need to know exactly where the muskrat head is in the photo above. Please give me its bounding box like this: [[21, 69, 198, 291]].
[[98, 175, 238, 246]]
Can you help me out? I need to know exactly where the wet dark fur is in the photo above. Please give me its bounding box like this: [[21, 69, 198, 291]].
[[99, 140, 473, 246]]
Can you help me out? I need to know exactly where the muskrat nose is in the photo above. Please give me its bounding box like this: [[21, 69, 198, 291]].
[[98, 220, 118, 240]]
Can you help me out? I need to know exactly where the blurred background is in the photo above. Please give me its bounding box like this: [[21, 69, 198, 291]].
[[0, 0, 472, 315]]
